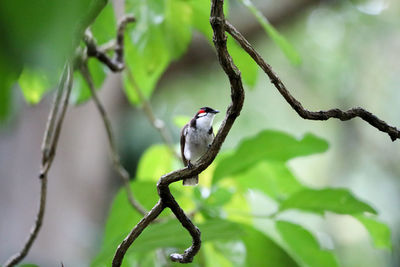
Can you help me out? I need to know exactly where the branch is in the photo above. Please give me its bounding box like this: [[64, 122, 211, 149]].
[[224, 20, 400, 141], [4, 63, 73, 267], [111, 0, 245, 265], [80, 63, 147, 215], [84, 14, 135, 72], [125, 67, 180, 159]]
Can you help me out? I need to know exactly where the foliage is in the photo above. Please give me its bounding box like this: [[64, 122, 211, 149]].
[[0, 0, 107, 119], [2, 0, 301, 116], [92, 130, 391, 266]]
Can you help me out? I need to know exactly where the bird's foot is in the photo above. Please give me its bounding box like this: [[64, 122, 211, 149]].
[[187, 161, 193, 169]]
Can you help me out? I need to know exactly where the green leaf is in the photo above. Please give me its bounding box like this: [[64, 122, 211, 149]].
[[18, 67, 53, 104], [71, 59, 106, 105], [280, 188, 377, 215], [241, 224, 299, 267], [276, 220, 339, 267], [91, 181, 162, 267], [134, 219, 242, 252], [232, 162, 304, 202], [123, 34, 170, 105], [238, 0, 301, 65], [227, 37, 258, 87], [213, 130, 329, 182], [188, 0, 213, 40], [91, 3, 116, 44], [123, 0, 193, 105], [136, 144, 174, 181], [163, 0, 192, 60], [0, 0, 107, 77], [354, 215, 392, 250], [188, 0, 229, 41], [204, 242, 237, 267], [18, 264, 40, 267], [195, 186, 235, 219]]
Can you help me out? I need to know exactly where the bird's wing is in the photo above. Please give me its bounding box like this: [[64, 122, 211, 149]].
[[180, 124, 188, 166]]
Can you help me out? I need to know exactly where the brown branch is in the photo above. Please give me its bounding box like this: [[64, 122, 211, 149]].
[[111, 0, 245, 265], [4, 63, 73, 267], [84, 14, 135, 72], [125, 67, 180, 159], [224, 20, 400, 142], [80, 63, 147, 215]]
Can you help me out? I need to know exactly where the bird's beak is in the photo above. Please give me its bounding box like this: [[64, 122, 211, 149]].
[[213, 110, 220, 114]]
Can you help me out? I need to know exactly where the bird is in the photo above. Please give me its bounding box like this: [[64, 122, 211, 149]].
[[180, 107, 219, 186]]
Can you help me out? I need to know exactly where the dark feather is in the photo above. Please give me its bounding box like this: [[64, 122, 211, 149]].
[[190, 117, 197, 128], [180, 124, 188, 166]]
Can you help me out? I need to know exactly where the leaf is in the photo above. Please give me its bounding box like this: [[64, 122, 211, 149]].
[[18, 264, 40, 267], [213, 130, 329, 182], [91, 181, 163, 267], [71, 59, 107, 105], [238, 0, 301, 65], [280, 188, 377, 215], [123, 34, 170, 105], [18, 67, 53, 104], [232, 162, 304, 202], [241, 224, 299, 267], [204, 242, 237, 267], [123, 0, 193, 105], [136, 144, 174, 181], [188, 0, 213, 40], [188, 0, 229, 41], [91, 3, 116, 44], [0, 0, 106, 77], [276, 220, 339, 267], [163, 0, 192, 60], [195, 186, 235, 219], [227, 37, 258, 87], [354, 215, 392, 250]]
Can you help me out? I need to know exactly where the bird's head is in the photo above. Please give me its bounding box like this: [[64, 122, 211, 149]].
[[194, 107, 219, 128]]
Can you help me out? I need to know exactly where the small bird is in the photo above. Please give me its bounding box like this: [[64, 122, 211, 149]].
[[180, 107, 220, 186]]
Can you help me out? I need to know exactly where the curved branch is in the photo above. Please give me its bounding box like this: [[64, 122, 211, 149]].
[[84, 14, 135, 72], [4, 63, 73, 267], [111, 0, 245, 265], [80, 63, 147, 215], [224, 20, 400, 141], [112, 200, 164, 267]]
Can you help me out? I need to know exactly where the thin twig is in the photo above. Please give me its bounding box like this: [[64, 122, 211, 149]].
[[111, 0, 245, 265], [224, 20, 400, 142], [84, 14, 135, 72], [4, 63, 73, 267], [125, 67, 180, 159], [80, 63, 147, 215]]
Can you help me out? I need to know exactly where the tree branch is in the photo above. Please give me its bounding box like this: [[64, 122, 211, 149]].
[[4, 63, 73, 267], [224, 20, 400, 141], [80, 63, 147, 215], [84, 14, 135, 72], [111, 0, 245, 265]]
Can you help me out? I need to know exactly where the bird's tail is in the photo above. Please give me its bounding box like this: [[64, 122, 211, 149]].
[[183, 175, 198, 186]]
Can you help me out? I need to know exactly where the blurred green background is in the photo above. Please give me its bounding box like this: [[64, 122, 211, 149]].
[[0, 0, 399, 266]]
